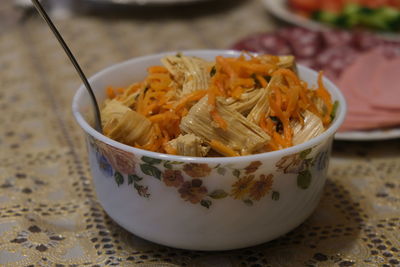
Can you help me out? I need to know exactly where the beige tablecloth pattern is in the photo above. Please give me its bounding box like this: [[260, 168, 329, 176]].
[[0, 1, 399, 266]]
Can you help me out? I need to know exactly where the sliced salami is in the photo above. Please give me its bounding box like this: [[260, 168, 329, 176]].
[[353, 31, 384, 51], [321, 30, 353, 47], [278, 27, 323, 58], [232, 33, 291, 55], [258, 33, 292, 55], [315, 46, 359, 81], [232, 34, 265, 53]]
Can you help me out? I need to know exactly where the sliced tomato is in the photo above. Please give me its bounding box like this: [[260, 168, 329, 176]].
[[361, 0, 389, 8], [289, 0, 320, 13], [355, 0, 400, 8], [384, 0, 400, 9], [320, 0, 344, 13]]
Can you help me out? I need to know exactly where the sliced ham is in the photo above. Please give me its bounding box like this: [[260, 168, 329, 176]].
[[340, 119, 400, 131], [369, 57, 400, 110], [336, 49, 379, 114], [338, 47, 400, 131]]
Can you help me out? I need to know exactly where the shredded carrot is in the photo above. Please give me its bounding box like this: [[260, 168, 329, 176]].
[[237, 61, 274, 75], [216, 56, 236, 78], [207, 83, 228, 130], [115, 88, 124, 94], [273, 132, 288, 148], [265, 141, 279, 151], [103, 53, 333, 156], [211, 109, 228, 130], [164, 143, 177, 155], [106, 87, 116, 99], [175, 90, 207, 111], [273, 68, 301, 86], [269, 89, 292, 147], [142, 102, 158, 116], [285, 85, 300, 117], [148, 66, 168, 74], [255, 74, 268, 88], [148, 113, 168, 123], [259, 114, 270, 134], [210, 139, 239, 157], [231, 86, 244, 99], [316, 71, 333, 125]]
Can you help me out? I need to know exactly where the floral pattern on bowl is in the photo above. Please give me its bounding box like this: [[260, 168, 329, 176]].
[[276, 147, 329, 190], [88, 136, 329, 209]]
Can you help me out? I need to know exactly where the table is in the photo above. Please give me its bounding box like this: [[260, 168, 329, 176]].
[[0, 0, 399, 266]]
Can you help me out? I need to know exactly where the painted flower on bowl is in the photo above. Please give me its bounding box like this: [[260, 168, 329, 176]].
[[95, 153, 113, 177], [244, 161, 262, 174], [276, 148, 313, 174], [88, 139, 329, 207], [314, 150, 329, 171], [178, 179, 208, 204], [249, 174, 273, 201], [163, 169, 184, 188], [183, 163, 212, 178], [231, 174, 274, 202], [96, 140, 137, 174], [276, 154, 304, 174], [231, 175, 255, 200]]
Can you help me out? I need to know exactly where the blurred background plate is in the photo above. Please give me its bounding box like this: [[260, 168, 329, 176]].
[[261, 0, 326, 31], [262, 0, 400, 40], [15, 0, 214, 9], [335, 128, 400, 141], [85, 0, 211, 5]]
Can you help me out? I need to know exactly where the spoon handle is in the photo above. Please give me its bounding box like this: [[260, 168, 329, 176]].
[[31, 0, 103, 133]]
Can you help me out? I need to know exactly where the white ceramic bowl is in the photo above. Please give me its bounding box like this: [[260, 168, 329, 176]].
[[72, 50, 346, 251]]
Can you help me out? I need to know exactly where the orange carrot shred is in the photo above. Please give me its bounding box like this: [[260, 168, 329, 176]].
[[148, 66, 168, 74], [210, 139, 239, 157], [106, 87, 116, 99], [175, 90, 207, 111]]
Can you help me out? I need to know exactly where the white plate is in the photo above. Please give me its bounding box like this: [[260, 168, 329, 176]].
[[262, 0, 325, 31], [335, 128, 400, 141], [261, 0, 400, 40]]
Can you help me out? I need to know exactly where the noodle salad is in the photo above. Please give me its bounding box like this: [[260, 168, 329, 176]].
[[100, 53, 336, 157]]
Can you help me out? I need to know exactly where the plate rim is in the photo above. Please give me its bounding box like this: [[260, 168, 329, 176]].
[[261, 0, 324, 31], [335, 128, 400, 141]]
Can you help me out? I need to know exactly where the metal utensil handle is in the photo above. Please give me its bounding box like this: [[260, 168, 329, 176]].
[[31, 0, 103, 133]]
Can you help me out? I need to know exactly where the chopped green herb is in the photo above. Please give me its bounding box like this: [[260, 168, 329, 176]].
[[251, 73, 262, 88], [330, 101, 339, 121], [269, 116, 283, 133], [210, 66, 216, 77], [269, 116, 279, 123]]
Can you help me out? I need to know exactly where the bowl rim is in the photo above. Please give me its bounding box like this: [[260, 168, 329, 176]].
[[72, 49, 347, 163]]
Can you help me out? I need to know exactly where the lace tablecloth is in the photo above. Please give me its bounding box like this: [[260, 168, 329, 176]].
[[1, 0, 399, 266]]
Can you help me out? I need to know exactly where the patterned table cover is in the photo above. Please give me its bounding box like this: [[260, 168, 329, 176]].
[[0, 0, 399, 266]]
